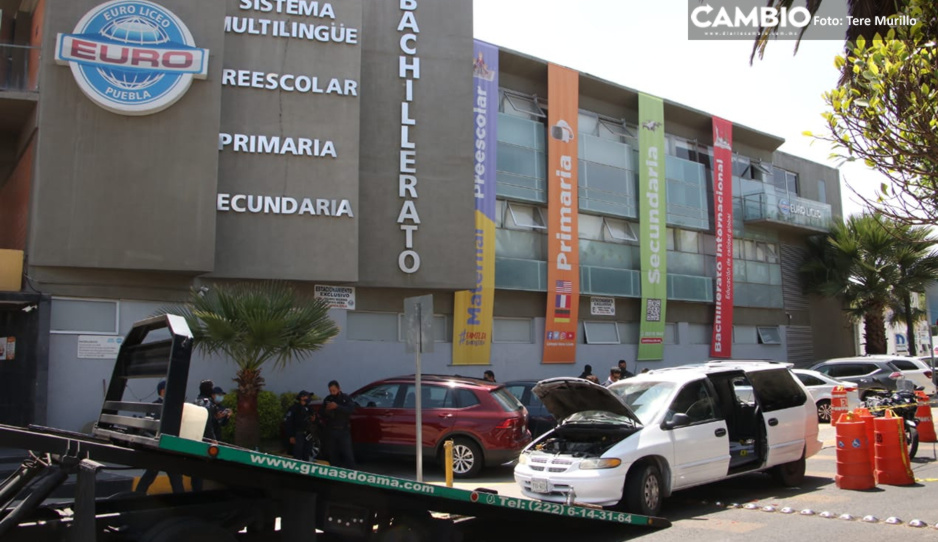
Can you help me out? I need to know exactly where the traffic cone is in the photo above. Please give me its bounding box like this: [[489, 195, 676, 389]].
[[835, 412, 875, 490], [854, 407, 876, 468], [873, 410, 915, 486], [830, 386, 848, 426], [913, 391, 936, 443]]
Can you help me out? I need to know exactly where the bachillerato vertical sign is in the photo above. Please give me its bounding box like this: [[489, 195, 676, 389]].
[[543, 63, 579, 364], [710, 117, 734, 357], [637, 93, 667, 361], [452, 40, 498, 366]]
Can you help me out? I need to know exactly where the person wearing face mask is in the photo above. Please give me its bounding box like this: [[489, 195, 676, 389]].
[[210, 386, 232, 441], [284, 390, 312, 460]]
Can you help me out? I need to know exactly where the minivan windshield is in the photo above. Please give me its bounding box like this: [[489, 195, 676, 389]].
[[610, 381, 675, 424]]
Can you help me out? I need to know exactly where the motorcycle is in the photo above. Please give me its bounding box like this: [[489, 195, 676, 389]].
[[863, 379, 920, 459]]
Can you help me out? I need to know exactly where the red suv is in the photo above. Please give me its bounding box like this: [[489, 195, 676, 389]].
[[349, 375, 532, 477]]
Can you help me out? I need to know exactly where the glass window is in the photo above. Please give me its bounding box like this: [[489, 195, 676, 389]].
[[734, 326, 758, 344], [456, 388, 481, 408], [603, 217, 638, 242], [757, 326, 782, 345], [618, 322, 640, 344], [51, 298, 119, 334], [399, 384, 450, 409], [506, 202, 547, 230], [765, 243, 779, 264], [747, 369, 807, 411], [502, 90, 545, 119], [665, 380, 719, 423], [493, 318, 533, 343], [598, 118, 634, 143], [890, 359, 918, 371], [584, 321, 620, 344], [397, 314, 449, 342], [666, 228, 676, 251], [347, 312, 399, 341], [676, 230, 699, 253], [578, 111, 599, 135], [352, 383, 400, 408], [796, 373, 826, 387], [578, 213, 604, 240], [490, 388, 524, 412], [817, 180, 827, 204], [665, 323, 678, 345]]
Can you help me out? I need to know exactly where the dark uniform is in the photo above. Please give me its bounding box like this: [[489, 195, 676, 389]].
[[284, 391, 312, 460], [322, 382, 356, 469]]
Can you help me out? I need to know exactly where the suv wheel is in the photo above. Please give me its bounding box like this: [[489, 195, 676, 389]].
[[449, 437, 483, 478]]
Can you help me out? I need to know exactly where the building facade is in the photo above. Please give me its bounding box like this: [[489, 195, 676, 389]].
[[0, 0, 855, 432]]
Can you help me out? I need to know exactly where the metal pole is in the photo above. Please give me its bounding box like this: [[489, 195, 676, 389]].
[[415, 304, 423, 483]]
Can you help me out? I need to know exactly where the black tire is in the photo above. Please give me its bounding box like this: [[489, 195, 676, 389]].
[[816, 399, 832, 424], [449, 437, 483, 478], [772, 454, 806, 486], [622, 463, 663, 516], [140, 517, 237, 542], [905, 424, 919, 460]]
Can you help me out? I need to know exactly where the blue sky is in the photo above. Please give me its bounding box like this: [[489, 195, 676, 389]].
[[473, 0, 876, 217]]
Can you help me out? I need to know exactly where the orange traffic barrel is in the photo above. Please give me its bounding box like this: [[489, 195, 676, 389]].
[[831, 386, 849, 426], [854, 407, 876, 468], [873, 410, 915, 485], [914, 391, 936, 443], [835, 412, 875, 490]]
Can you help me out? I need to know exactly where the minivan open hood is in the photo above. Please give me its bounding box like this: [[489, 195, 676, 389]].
[[532, 377, 642, 425]]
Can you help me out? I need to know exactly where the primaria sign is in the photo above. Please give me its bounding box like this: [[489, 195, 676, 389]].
[[55, 0, 209, 115]]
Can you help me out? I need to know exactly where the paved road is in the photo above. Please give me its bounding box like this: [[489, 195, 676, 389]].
[[364, 420, 938, 540]]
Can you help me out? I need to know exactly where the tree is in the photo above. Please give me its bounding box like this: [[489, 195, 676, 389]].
[[162, 281, 339, 448], [799, 213, 938, 355]]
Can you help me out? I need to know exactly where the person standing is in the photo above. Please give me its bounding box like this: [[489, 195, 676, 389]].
[[136, 380, 185, 494], [578, 364, 593, 379], [483, 370, 496, 383], [603, 367, 621, 387], [210, 386, 232, 441], [192, 379, 227, 491], [618, 359, 635, 379], [284, 390, 312, 460], [322, 380, 356, 469]]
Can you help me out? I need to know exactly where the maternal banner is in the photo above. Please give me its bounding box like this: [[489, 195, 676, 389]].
[[638, 94, 667, 361], [543, 63, 580, 364], [453, 40, 498, 365], [710, 117, 734, 357]]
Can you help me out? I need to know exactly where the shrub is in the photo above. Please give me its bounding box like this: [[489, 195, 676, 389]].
[[220, 390, 284, 444]]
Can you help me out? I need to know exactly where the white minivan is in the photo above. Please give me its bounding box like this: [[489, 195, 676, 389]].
[[514, 361, 822, 516]]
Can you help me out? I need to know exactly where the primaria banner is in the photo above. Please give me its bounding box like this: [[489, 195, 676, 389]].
[[710, 117, 734, 357], [453, 40, 498, 365], [543, 63, 579, 364], [638, 93, 667, 361]]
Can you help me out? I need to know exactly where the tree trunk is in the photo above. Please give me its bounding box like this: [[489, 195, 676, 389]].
[[904, 295, 917, 356], [864, 311, 888, 354], [235, 367, 264, 449]]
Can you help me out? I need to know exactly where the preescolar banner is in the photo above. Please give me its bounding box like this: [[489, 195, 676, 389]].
[[710, 117, 734, 358], [453, 40, 498, 366], [638, 93, 666, 361], [543, 63, 579, 364]]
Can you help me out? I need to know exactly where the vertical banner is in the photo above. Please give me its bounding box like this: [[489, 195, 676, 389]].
[[543, 63, 580, 364], [452, 41, 498, 365], [710, 117, 734, 357], [638, 93, 667, 361]]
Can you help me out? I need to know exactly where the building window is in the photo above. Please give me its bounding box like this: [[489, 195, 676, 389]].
[[665, 323, 678, 345], [397, 314, 450, 343], [817, 180, 827, 204], [493, 317, 534, 343], [734, 325, 758, 344], [505, 202, 547, 231], [757, 326, 782, 345], [501, 90, 546, 120], [51, 298, 119, 334], [583, 321, 619, 344], [347, 312, 399, 341], [603, 217, 638, 242]]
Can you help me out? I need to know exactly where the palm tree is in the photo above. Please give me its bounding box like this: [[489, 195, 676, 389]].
[[162, 281, 339, 448], [887, 224, 938, 355], [801, 214, 900, 354]]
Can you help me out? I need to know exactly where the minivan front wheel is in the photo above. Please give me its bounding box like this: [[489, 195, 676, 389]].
[[448, 438, 483, 478], [622, 463, 662, 516]]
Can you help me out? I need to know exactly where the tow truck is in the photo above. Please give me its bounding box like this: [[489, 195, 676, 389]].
[[0, 314, 671, 540]]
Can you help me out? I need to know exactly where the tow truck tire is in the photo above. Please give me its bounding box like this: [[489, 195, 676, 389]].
[[449, 438, 483, 478], [140, 517, 237, 542], [621, 463, 662, 516]]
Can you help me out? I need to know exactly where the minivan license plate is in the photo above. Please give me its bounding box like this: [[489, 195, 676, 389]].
[[531, 478, 549, 493]]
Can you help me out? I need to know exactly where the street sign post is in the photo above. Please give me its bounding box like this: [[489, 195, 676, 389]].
[[403, 294, 434, 482]]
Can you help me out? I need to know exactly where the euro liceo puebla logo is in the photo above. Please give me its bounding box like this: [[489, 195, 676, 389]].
[[54, 0, 209, 116]]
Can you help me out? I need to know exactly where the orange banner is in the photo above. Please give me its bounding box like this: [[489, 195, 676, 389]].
[[543, 64, 579, 364]]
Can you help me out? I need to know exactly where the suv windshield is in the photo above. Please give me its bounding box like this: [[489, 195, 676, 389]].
[[610, 381, 675, 424]]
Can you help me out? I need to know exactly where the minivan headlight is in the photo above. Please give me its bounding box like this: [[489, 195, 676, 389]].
[[518, 453, 529, 465], [579, 458, 621, 470]]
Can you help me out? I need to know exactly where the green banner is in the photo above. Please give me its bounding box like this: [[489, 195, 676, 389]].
[[638, 94, 667, 361]]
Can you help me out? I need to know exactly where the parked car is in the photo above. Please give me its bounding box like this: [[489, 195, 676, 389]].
[[514, 361, 821, 515], [810, 356, 936, 398], [349, 375, 531, 478], [792, 369, 861, 423], [504, 380, 557, 438]]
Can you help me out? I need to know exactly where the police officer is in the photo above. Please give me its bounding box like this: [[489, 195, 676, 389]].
[[322, 380, 356, 469], [284, 390, 312, 460], [136, 380, 185, 494]]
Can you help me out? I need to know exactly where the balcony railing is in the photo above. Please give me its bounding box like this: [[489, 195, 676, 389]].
[[0, 44, 40, 92], [741, 188, 832, 233]]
